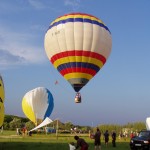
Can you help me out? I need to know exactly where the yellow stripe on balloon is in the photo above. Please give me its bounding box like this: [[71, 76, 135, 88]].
[[53, 56, 104, 69], [51, 14, 104, 26], [22, 98, 36, 124], [64, 73, 92, 81]]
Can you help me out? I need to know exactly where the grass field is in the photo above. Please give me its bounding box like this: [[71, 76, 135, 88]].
[[0, 131, 131, 150]]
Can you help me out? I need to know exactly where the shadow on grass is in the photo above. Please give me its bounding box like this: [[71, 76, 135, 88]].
[[0, 142, 131, 150], [0, 142, 68, 150]]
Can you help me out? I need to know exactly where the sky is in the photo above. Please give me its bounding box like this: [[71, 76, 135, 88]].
[[0, 0, 150, 126]]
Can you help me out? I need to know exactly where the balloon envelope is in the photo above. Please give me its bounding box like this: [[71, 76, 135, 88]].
[[44, 13, 112, 92], [22, 87, 54, 125], [0, 75, 5, 127]]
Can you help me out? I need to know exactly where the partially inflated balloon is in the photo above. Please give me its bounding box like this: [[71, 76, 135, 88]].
[[0, 75, 5, 127], [22, 87, 54, 125], [44, 13, 112, 92]]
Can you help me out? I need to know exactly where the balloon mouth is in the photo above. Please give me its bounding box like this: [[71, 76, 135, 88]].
[[69, 78, 89, 92], [72, 84, 85, 92]]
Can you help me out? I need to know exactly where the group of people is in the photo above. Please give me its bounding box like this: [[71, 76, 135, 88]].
[[103, 129, 116, 147], [69, 128, 116, 150], [93, 128, 116, 149], [16, 127, 32, 136]]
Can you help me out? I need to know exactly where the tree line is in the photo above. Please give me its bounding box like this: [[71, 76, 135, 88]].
[[1, 115, 146, 135]]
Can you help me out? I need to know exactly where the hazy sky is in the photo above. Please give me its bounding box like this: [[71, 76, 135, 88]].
[[0, 0, 150, 126]]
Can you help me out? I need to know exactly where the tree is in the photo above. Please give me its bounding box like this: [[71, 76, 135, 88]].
[[9, 118, 23, 130], [25, 121, 35, 130]]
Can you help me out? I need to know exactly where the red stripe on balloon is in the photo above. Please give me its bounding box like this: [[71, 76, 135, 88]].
[[59, 68, 97, 76], [51, 50, 106, 64]]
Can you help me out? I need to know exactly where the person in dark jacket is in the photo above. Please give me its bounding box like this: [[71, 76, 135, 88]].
[[112, 131, 116, 147], [94, 128, 101, 150], [74, 135, 89, 150], [104, 130, 109, 146]]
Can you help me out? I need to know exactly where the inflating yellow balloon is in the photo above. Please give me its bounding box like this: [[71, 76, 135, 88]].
[[0, 75, 5, 127], [22, 87, 54, 125]]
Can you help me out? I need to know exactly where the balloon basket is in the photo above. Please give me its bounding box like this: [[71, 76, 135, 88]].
[[74, 92, 81, 103]]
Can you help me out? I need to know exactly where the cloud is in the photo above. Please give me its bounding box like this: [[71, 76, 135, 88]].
[[0, 49, 25, 65], [0, 24, 46, 70], [64, 0, 81, 11], [28, 0, 46, 10], [30, 24, 45, 31], [27, 0, 63, 13]]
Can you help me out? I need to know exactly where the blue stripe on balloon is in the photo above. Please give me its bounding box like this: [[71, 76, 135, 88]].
[[48, 18, 110, 33], [43, 89, 54, 120], [57, 62, 100, 72]]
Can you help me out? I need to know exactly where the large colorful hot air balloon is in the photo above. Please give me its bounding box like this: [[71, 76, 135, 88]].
[[44, 13, 112, 103], [22, 87, 54, 125], [0, 75, 5, 127]]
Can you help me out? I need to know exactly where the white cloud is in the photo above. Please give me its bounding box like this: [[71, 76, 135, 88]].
[[27, 0, 62, 14], [0, 49, 25, 65], [64, 0, 81, 10], [0, 25, 46, 70], [28, 0, 46, 10], [30, 24, 45, 31]]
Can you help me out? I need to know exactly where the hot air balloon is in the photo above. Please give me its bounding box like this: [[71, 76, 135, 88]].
[[22, 87, 54, 125], [0, 75, 5, 127], [44, 13, 112, 103]]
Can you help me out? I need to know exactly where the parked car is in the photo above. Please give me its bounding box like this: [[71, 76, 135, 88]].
[[130, 130, 150, 150]]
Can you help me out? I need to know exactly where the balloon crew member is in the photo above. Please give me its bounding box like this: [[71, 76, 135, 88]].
[[74, 135, 89, 150], [112, 131, 116, 147], [94, 128, 101, 150], [104, 130, 109, 146]]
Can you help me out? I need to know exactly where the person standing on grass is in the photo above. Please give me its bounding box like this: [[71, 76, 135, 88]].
[[74, 135, 89, 150], [94, 128, 101, 150], [104, 130, 109, 146], [16, 128, 19, 135], [112, 130, 116, 147]]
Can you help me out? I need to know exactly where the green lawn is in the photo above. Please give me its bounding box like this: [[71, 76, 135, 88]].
[[0, 131, 131, 150]]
